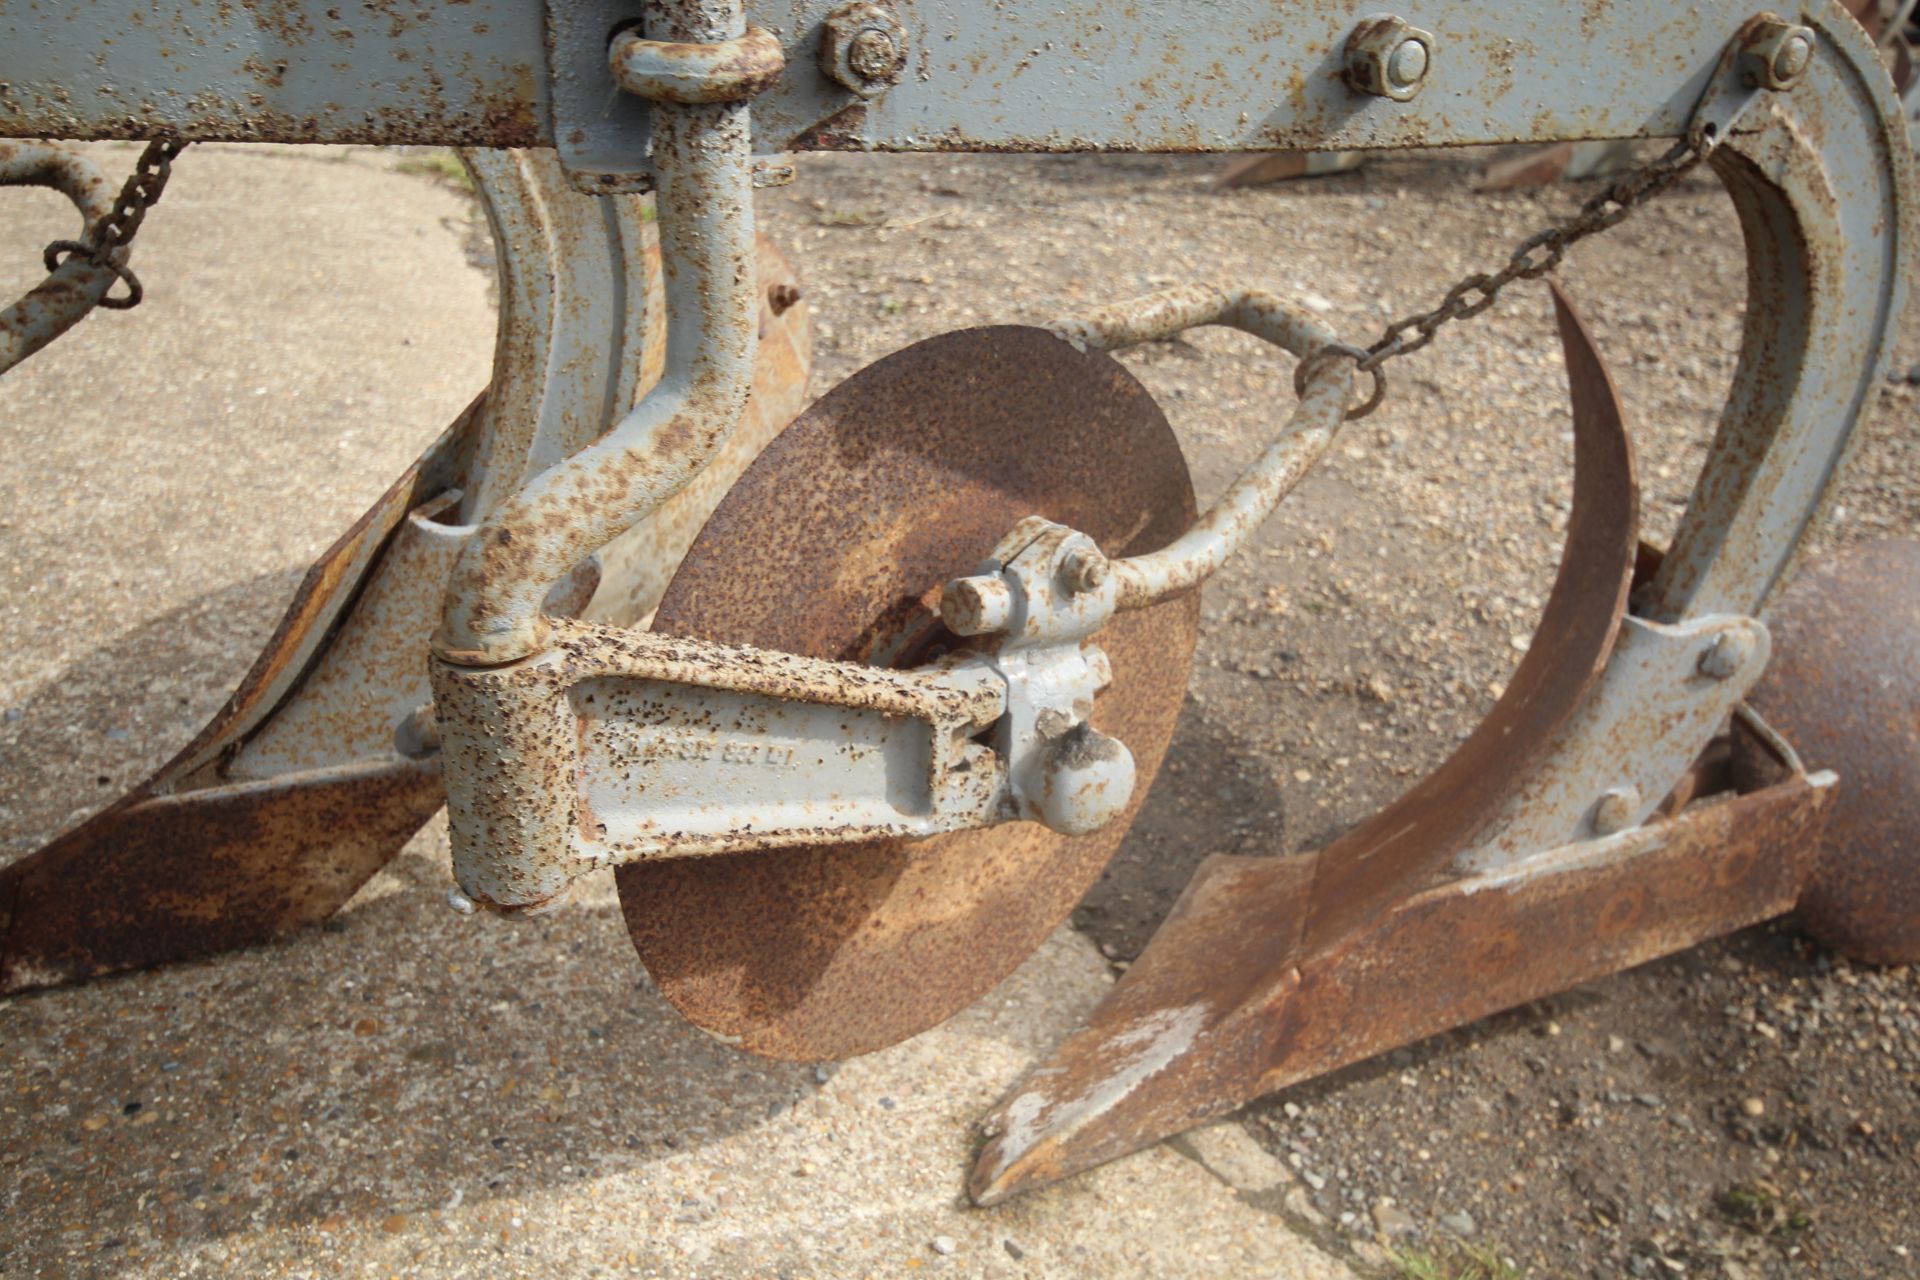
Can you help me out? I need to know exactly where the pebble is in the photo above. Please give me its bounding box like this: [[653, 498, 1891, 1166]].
[[1371, 1198, 1418, 1240], [1740, 1097, 1766, 1118], [1439, 1210, 1477, 1237], [930, 1236, 956, 1256]]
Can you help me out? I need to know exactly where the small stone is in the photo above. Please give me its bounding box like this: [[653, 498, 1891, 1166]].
[[1607, 1034, 1627, 1054], [82, 1113, 110, 1132], [1302, 1170, 1327, 1192], [930, 1236, 957, 1256], [1439, 1210, 1477, 1237], [381, 1213, 409, 1233], [1371, 1198, 1418, 1240], [1003, 1240, 1024, 1261], [1740, 1097, 1766, 1118], [795, 1161, 817, 1176], [1282, 1102, 1303, 1119]]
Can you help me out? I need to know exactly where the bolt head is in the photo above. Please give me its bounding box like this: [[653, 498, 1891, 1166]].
[[821, 1, 908, 98], [847, 29, 899, 82], [1772, 34, 1811, 83], [1345, 16, 1435, 102], [1387, 38, 1428, 89], [1742, 20, 1815, 91]]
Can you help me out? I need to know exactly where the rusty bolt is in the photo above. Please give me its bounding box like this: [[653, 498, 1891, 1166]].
[[1060, 547, 1110, 595], [1345, 16, 1436, 102], [1592, 785, 1642, 836], [1741, 19, 1815, 91], [821, 1, 908, 98], [1697, 629, 1757, 680], [942, 574, 1014, 636]]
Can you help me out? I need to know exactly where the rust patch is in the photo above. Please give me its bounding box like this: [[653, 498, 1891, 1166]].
[[0, 762, 444, 995], [970, 777, 1831, 1205]]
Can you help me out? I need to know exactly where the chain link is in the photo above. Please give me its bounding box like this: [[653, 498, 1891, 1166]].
[[1308, 135, 1713, 420], [42, 138, 188, 311]]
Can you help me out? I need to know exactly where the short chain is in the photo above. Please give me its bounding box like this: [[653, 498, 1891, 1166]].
[[1305, 135, 1712, 419], [43, 138, 188, 311]]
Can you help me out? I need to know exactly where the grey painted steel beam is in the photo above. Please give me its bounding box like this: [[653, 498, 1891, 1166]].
[[0, 1, 1825, 153]]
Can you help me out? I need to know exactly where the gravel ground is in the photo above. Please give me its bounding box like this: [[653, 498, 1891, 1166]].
[[1, 140, 1916, 1280]]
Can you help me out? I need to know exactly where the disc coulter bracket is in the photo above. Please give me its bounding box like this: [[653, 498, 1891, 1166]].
[[431, 518, 1138, 912]]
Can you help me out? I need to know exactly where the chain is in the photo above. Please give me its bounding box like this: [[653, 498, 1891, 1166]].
[[1301, 134, 1714, 419], [43, 138, 189, 311]]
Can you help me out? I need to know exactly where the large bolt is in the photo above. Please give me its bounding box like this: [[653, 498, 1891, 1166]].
[[821, 1, 908, 98], [1741, 18, 1815, 91], [1345, 16, 1436, 102]]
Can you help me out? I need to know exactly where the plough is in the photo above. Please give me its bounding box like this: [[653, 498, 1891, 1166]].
[[0, 0, 1913, 1208]]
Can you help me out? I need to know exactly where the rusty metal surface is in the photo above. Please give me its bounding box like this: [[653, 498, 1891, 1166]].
[[1299, 281, 1640, 949], [960, 281, 1642, 1201], [0, 222, 814, 994], [621, 325, 1199, 1061], [586, 235, 813, 627], [0, 0, 549, 147], [1734, 539, 1920, 964], [1045, 285, 1356, 609], [0, 761, 444, 995], [436, 0, 765, 666], [609, 25, 786, 105], [970, 776, 1833, 1205], [1645, 9, 1916, 622], [430, 617, 1013, 909], [0, 140, 124, 372], [0, 0, 1869, 156]]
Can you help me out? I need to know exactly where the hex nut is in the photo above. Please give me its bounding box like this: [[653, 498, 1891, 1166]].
[[1345, 15, 1436, 102], [1060, 547, 1110, 595], [1741, 19, 1815, 91], [821, 0, 908, 98]]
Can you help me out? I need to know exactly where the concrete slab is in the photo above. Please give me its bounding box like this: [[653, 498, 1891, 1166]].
[[0, 146, 1352, 1278]]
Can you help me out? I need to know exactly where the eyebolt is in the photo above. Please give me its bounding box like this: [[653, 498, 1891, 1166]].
[[1345, 16, 1435, 102]]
